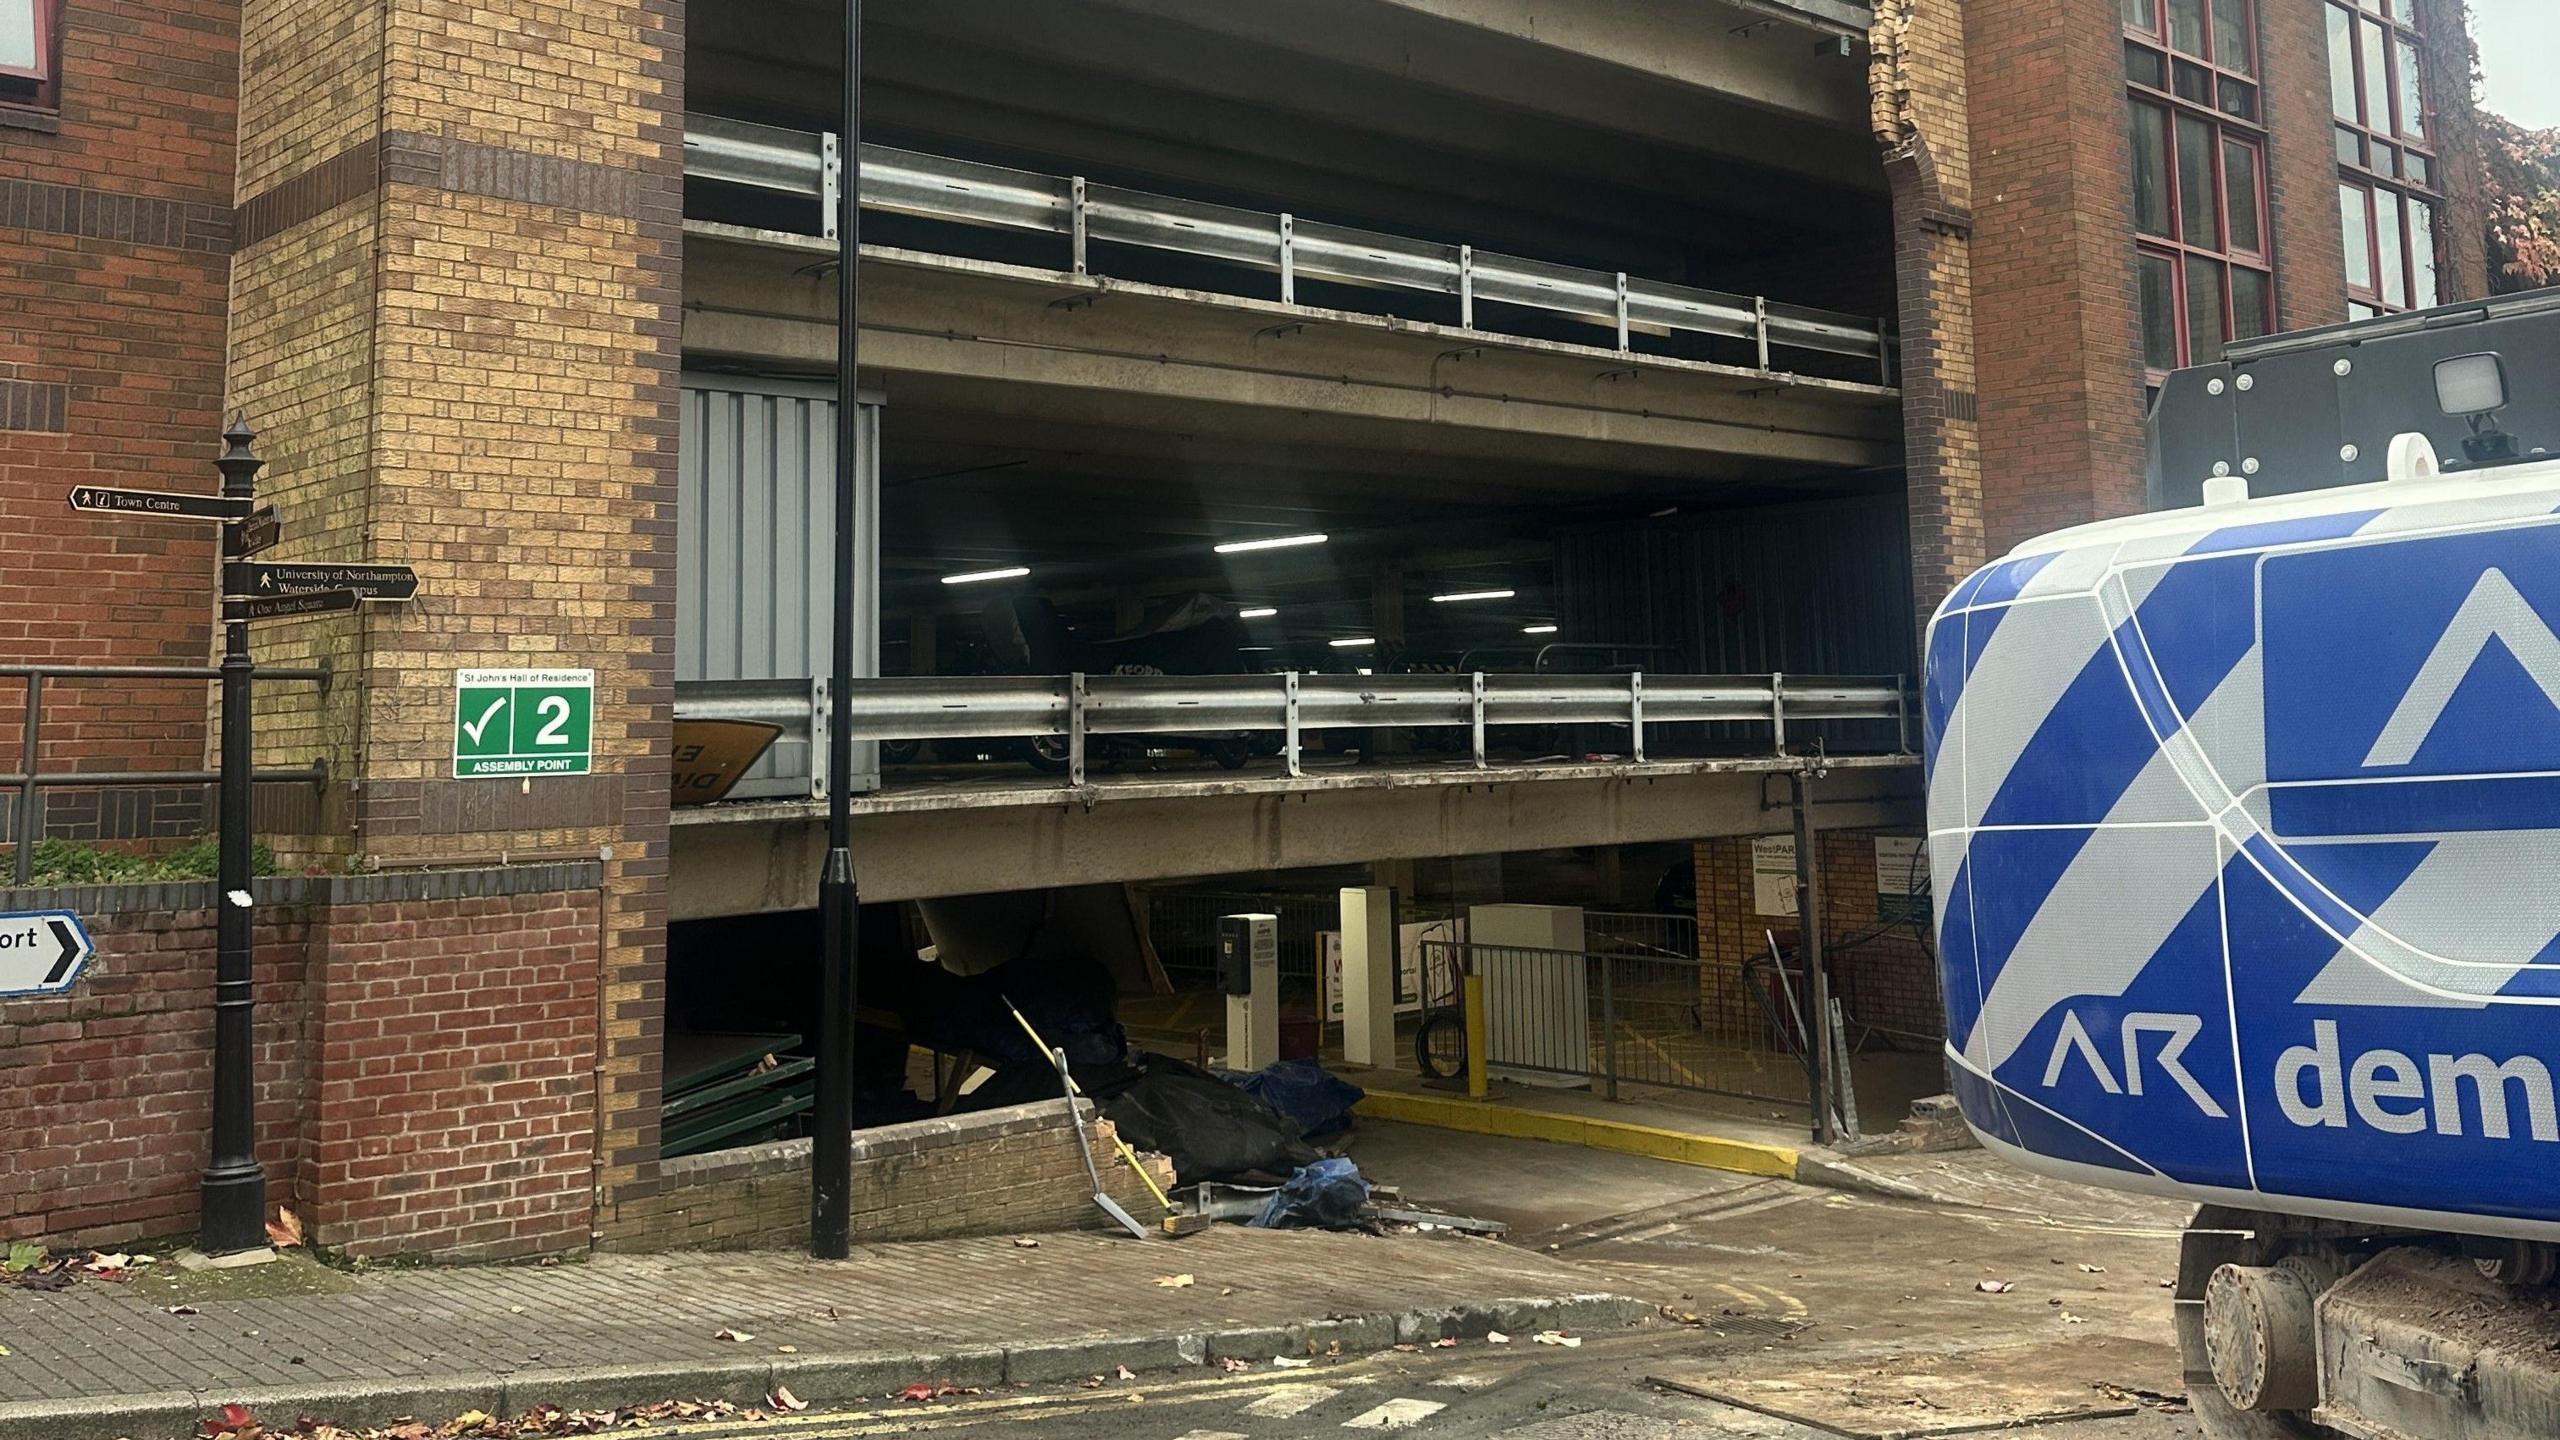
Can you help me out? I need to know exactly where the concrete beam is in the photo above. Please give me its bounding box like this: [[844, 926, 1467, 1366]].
[[1075, 0, 1870, 141], [668, 757, 1920, 915], [686, 230, 1902, 482]]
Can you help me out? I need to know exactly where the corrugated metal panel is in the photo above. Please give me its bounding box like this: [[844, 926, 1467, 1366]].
[[1556, 493, 1914, 749], [678, 374, 880, 796]]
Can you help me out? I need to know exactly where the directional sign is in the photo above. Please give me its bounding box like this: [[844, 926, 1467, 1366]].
[[455, 668, 594, 777], [241, 562, 419, 603], [238, 506, 282, 556], [0, 910, 94, 998], [226, 587, 362, 622], [67, 485, 252, 523]]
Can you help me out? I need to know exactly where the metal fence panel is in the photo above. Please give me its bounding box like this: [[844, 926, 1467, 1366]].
[[677, 375, 879, 798], [1435, 939, 1805, 1106]]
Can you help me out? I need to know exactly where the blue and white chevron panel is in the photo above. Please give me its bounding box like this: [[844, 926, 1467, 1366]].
[[1925, 457, 2560, 1240]]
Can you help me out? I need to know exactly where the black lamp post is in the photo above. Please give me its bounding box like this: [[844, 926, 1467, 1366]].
[[810, 0, 863, 1261]]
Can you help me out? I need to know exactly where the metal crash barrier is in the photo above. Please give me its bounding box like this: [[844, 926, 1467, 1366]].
[[683, 113, 1896, 379], [675, 671, 1910, 799]]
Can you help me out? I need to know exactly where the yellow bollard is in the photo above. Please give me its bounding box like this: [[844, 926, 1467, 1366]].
[[1463, 971, 1489, 1101]]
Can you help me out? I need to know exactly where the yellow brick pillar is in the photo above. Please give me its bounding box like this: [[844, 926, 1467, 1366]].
[[1871, 0, 1985, 628], [228, 0, 684, 1224]]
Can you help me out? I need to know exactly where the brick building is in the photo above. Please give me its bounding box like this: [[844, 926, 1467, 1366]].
[[0, 0, 2497, 1256]]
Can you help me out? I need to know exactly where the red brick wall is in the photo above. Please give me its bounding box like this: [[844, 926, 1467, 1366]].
[[2262, 0, 2352, 331], [0, 905, 313, 1246], [0, 0, 240, 817], [0, 873, 602, 1259], [307, 891, 601, 1261], [1965, 0, 2150, 555]]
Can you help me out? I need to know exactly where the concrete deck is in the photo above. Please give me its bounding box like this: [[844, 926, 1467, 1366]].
[[670, 751, 1920, 914]]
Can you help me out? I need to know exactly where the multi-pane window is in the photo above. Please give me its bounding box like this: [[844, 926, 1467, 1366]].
[[2126, 0, 2273, 378], [2328, 0, 2439, 315], [0, 0, 55, 111]]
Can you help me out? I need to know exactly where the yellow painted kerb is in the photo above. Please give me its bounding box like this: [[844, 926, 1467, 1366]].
[[1354, 1089, 1799, 1180]]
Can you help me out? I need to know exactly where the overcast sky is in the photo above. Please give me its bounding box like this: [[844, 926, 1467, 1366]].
[[2472, 0, 2560, 130]]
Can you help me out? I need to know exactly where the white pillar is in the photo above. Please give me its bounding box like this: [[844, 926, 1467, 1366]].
[[1339, 886, 1397, 1067], [1219, 912, 1280, 1072]]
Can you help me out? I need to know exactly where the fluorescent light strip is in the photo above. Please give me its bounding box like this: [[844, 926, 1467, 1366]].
[[1523, 624, 1558, 635], [1214, 533, 1328, 554], [1430, 589, 1516, 604], [1238, 606, 1278, 619], [940, 566, 1031, 585], [1328, 637, 1376, 649]]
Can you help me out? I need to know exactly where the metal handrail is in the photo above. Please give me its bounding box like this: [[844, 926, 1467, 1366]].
[[676, 670, 1910, 792], [683, 113, 1896, 378], [5, 663, 331, 886]]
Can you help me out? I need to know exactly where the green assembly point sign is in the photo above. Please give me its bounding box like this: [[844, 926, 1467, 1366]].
[[453, 668, 594, 778]]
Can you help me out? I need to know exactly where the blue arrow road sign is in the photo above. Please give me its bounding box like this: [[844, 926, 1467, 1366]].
[[0, 910, 94, 997]]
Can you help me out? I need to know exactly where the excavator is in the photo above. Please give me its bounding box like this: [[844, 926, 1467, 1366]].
[[1926, 287, 2560, 1439]]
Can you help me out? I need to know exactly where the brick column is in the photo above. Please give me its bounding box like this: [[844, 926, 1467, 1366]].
[[2261, 0, 2351, 330], [2419, 0, 2492, 301], [1962, 0, 2149, 553], [228, 0, 683, 1224], [1873, 0, 1987, 620]]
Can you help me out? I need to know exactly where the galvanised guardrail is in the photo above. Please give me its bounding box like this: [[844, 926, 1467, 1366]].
[[677, 671, 1910, 796], [683, 113, 1895, 380]]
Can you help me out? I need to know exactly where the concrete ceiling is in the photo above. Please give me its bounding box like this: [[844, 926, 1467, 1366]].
[[688, 0, 1891, 270]]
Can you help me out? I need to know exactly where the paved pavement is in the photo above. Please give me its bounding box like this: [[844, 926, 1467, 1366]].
[[0, 1121, 2207, 1440], [0, 1226, 1644, 1440]]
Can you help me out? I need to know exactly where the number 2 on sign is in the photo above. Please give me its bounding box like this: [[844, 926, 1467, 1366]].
[[534, 695, 572, 746]]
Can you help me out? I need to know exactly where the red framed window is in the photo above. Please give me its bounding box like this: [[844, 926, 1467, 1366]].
[[2327, 0, 2440, 315], [0, 0, 58, 111], [2125, 0, 2274, 380]]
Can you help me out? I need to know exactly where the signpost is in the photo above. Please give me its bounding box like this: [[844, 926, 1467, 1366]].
[[240, 562, 418, 603], [226, 588, 362, 622], [238, 506, 282, 557], [0, 911, 93, 998], [453, 669, 595, 777], [68, 485, 252, 523], [60, 422, 422, 1254]]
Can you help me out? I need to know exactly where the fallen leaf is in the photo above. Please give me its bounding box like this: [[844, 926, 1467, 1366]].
[[1154, 1273, 1195, 1289], [1220, 1287, 1235, 1296], [265, 1207, 304, 1249], [1013, 1237, 1040, 1248], [1532, 1331, 1581, 1348], [1976, 1280, 2014, 1294], [1125, 1392, 1145, 1403], [1220, 1356, 1253, 1372], [89, 1252, 130, 1271], [4, 1242, 41, 1274], [164, 1304, 200, 1316], [900, 1382, 943, 1402], [2079, 1263, 2106, 1273], [1392, 1343, 1419, 1353], [1487, 1331, 1511, 1344], [2061, 1312, 2086, 1324], [777, 1344, 799, 1354], [1115, 1364, 1137, 1380], [771, 1385, 809, 1412], [1272, 1355, 1314, 1368], [714, 1327, 756, 1342], [509, 1305, 526, 1315], [1430, 1337, 1458, 1348], [450, 1411, 489, 1428]]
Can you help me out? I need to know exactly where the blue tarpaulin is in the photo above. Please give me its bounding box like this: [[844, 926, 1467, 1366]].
[[1250, 1156, 1371, 1229], [1232, 1059, 1365, 1141]]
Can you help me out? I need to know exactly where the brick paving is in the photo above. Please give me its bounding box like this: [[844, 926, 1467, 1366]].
[[0, 1228, 1635, 1406]]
